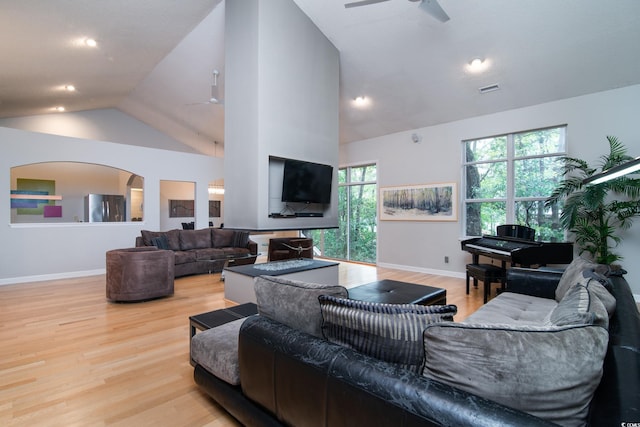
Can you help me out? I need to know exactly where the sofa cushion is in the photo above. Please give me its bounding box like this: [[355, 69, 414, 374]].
[[463, 292, 557, 325], [179, 228, 212, 250], [173, 250, 196, 265], [422, 321, 609, 427], [319, 295, 456, 373], [212, 229, 235, 248], [254, 276, 348, 338], [190, 317, 248, 385], [192, 247, 229, 261], [555, 256, 609, 301]]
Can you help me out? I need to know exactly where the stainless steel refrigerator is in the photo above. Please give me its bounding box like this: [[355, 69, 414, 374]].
[[84, 194, 126, 222]]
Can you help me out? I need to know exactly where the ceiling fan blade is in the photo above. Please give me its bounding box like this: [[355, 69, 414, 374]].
[[345, 0, 390, 9], [418, 0, 450, 22]]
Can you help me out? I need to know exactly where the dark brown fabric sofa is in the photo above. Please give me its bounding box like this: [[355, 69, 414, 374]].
[[135, 228, 257, 277]]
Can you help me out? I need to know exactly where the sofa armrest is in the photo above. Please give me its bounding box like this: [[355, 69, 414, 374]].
[[247, 239, 258, 255], [589, 274, 640, 424], [505, 267, 562, 299]]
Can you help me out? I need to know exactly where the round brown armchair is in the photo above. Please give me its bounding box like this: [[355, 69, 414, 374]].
[[106, 247, 175, 302]]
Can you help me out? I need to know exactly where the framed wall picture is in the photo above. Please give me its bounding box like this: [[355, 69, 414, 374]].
[[380, 182, 457, 221], [209, 200, 221, 217], [169, 200, 194, 218]]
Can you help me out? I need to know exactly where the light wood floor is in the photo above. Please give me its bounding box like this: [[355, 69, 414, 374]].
[[0, 260, 488, 426]]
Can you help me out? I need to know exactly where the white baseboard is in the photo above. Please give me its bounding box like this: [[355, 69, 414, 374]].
[[376, 262, 466, 280], [0, 269, 105, 286]]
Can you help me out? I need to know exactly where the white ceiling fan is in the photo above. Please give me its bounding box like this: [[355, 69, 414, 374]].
[[344, 0, 450, 23], [186, 69, 224, 106]]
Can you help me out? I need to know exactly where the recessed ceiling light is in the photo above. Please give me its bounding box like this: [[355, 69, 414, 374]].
[[55, 106, 66, 112], [64, 85, 76, 92], [467, 57, 489, 73], [85, 38, 97, 47], [353, 96, 370, 107]]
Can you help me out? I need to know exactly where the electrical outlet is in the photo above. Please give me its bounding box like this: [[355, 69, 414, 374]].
[[444, 256, 449, 263]]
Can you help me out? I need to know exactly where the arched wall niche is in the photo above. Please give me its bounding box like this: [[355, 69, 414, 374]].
[[10, 161, 144, 223]]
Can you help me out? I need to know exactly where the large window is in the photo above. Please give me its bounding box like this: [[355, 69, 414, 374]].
[[305, 163, 377, 263], [463, 126, 566, 241]]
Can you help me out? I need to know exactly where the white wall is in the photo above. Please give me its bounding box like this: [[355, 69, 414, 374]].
[[224, 0, 339, 231], [1, 110, 222, 285], [341, 84, 640, 297], [0, 108, 200, 153]]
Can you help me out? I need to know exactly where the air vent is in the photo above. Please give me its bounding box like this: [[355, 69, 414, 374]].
[[479, 83, 500, 94]]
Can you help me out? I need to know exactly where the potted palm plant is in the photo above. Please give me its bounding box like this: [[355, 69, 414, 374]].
[[545, 136, 640, 264]]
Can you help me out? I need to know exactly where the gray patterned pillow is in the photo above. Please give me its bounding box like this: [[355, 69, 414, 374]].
[[319, 295, 457, 373]]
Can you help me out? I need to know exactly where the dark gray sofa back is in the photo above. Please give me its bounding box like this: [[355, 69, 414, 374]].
[[237, 316, 555, 427]]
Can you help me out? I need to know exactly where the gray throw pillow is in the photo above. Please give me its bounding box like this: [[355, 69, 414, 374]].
[[320, 295, 457, 373], [422, 322, 609, 427], [555, 256, 608, 301], [582, 270, 616, 317], [550, 274, 610, 327], [254, 275, 348, 338]]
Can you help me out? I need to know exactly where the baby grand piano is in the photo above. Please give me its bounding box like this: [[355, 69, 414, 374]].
[[461, 235, 573, 268]]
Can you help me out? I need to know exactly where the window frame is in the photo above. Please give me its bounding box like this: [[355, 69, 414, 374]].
[[305, 162, 377, 263], [461, 125, 567, 238]]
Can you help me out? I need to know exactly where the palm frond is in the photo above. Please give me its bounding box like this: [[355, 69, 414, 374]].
[[602, 135, 633, 170], [559, 156, 593, 176], [548, 136, 640, 264]]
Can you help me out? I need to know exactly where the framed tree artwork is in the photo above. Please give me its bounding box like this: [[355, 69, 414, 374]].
[[380, 182, 457, 221]]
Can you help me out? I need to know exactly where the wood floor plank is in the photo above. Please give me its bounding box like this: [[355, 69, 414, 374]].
[[0, 260, 484, 425]]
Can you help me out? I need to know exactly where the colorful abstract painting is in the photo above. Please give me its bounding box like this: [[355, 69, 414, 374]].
[[12, 179, 56, 214]]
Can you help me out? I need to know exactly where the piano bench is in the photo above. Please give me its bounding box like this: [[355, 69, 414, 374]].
[[466, 263, 506, 303]]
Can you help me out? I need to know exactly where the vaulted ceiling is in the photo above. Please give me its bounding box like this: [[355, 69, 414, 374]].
[[2, 0, 639, 154]]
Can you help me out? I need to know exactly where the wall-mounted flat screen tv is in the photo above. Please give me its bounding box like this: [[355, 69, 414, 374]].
[[281, 159, 333, 204]]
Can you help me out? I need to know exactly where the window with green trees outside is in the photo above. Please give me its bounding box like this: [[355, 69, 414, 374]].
[[464, 126, 566, 241], [304, 163, 377, 263]]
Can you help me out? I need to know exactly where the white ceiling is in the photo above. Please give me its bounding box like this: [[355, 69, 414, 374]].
[[1, 0, 640, 152]]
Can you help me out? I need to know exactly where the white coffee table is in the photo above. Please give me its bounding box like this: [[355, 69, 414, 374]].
[[223, 259, 340, 304]]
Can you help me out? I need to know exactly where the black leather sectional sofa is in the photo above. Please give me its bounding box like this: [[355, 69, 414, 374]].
[[193, 267, 640, 426]]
